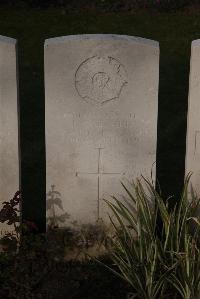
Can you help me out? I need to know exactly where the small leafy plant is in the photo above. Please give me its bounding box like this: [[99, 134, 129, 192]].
[[0, 192, 52, 298], [0, 191, 40, 252], [46, 184, 70, 229], [0, 191, 21, 252]]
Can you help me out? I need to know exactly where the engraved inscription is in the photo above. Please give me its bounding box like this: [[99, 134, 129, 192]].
[[75, 56, 128, 105], [67, 115, 137, 147]]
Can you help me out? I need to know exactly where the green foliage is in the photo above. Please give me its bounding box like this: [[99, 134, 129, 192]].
[[97, 174, 200, 299], [158, 174, 200, 299], [0, 0, 194, 11], [145, 0, 190, 11], [0, 191, 40, 254], [46, 185, 70, 229], [2, 175, 200, 298], [0, 191, 21, 253]]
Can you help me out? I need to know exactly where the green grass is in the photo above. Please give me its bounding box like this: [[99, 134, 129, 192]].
[[0, 6, 199, 225], [96, 174, 200, 298]]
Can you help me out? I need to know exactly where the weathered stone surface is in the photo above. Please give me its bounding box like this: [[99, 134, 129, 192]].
[[45, 34, 159, 226], [0, 35, 19, 235], [186, 40, 200, 194]]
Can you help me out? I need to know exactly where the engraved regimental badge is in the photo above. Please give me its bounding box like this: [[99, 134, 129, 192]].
[[75, 56, 128, 105]]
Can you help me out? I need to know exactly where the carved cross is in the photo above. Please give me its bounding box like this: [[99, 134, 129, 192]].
[[75, 147, 125, 219]]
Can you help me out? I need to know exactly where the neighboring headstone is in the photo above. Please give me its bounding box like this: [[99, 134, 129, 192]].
[[0, 36, 19, 236], [45, 34, 159, 226], [186, 40, 200, 195]]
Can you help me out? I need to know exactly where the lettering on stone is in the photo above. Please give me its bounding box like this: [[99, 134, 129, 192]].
[[75, 56, 128, 105]]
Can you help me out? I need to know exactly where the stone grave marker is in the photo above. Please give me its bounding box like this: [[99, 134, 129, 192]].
[[45, 34, 159, 227], [0, 35, 19, 236], [186, 40, 200, 195]]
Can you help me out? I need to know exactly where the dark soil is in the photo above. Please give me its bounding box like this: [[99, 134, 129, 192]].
[[34, 260, 130, 299], [0, 253, 131, 299]]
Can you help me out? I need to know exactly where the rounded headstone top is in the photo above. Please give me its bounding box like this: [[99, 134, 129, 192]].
[[0, 35, 16, 45], [45, 34, 159, 48], [192, 39, 200, 47]]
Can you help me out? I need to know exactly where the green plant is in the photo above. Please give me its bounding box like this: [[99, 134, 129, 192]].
[[96, 174, 200, 299], [0, 191, 40, 253], [0, 192, 51, 298], [46, 184, 70, 229], [0, 191, 21, 252], [157, 174, 200, 299], [103, 177, 173, 299]]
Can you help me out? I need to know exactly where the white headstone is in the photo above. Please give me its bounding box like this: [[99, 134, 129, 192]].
[[0, 36, 19, 235], [45, 34, 159, 226], [186, 40, 200, 194]]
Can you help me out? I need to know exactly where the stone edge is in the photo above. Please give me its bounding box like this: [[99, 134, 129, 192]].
[[44, 34, 159, 48], [192, 39, 200, 47], [0, 35, 16, 45]]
